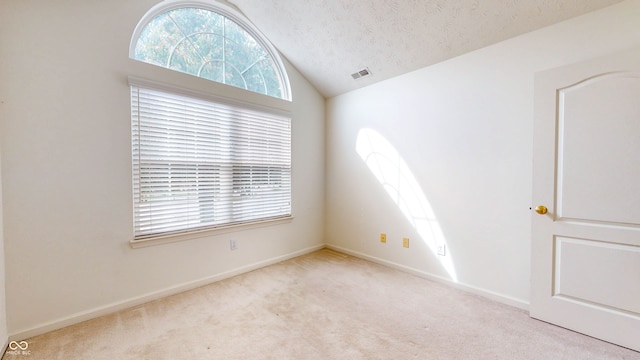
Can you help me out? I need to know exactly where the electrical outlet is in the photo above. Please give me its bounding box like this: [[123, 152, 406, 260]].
[[380, 233, 387, 243], [230, 239, 238, 251], [437, 244, 446, 256], [403, 237, 410, 248]]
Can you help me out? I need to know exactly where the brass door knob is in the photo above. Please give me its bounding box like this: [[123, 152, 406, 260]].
[[535, 205, 548, 215]]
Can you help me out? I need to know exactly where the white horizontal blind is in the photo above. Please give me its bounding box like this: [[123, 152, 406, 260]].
[[131, 84, 291, 239]]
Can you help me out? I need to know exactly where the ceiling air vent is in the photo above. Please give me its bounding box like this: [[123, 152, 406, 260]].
[[351, 67, 372, 80]]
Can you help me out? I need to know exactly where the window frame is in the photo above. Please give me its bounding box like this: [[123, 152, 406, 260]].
[[129, 0, 291, 101], [128, 1, 294, 248]]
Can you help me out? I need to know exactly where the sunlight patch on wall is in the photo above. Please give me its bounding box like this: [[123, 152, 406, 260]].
[[356, 128, 458, 282]]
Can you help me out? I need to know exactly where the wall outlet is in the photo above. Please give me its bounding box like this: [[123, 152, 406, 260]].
[[380, 233, 387, 243], [437, 244, 446, 256], [230, 239, 238, 251], [403, 237, 410, 248]]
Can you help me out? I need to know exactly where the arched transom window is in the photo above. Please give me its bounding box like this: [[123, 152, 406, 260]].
[[131, 4, 290, 100]]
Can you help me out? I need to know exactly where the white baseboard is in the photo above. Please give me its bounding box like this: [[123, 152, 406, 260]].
[[325, 244, 530, 311], [9, 244, 325, 341]]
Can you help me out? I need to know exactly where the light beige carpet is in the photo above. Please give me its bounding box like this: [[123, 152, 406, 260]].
[[3, 249, 639, 359]]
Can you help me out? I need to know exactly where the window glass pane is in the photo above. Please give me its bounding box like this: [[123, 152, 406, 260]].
[[200, 61, 225, 83], [169, 40, 203, 75], [243, 66, 267, 97], [257, 58, 283, 98], [170, 8, 224, 36], [196, 33, 225, 64], [224, 18, 255, 71], [133, 7, 288, 100], [135, 12, 182, 66]]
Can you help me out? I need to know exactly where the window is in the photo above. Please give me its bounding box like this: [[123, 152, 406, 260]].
[[131, 4, 290, 100], [131, 82, 291, 239], [129, 2, 292, 241]]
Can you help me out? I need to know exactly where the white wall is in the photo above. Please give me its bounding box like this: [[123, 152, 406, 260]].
[[0, 0, 325, 337], [326, 0, 640, 307]]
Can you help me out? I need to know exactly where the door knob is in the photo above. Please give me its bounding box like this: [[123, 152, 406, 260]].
[[535, 205, 548, 215]]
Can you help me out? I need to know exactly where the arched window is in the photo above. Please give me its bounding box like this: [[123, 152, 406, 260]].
[[130, 2, 290, 100], [129, 2, 292, 244]]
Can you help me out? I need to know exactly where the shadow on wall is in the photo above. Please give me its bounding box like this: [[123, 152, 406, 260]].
[[356, 128, 458, 282]]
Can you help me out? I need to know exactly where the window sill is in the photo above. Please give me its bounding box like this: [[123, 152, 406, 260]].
[[129, 216, 294, 249]]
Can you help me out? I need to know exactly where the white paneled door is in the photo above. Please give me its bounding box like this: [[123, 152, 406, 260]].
[[531, 47, 640, 352]]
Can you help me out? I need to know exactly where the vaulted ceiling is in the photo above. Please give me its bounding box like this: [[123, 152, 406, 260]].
[[229, 0, 623, 98]]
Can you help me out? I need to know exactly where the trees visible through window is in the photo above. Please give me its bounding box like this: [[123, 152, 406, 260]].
[[133, 6, 289, 100]]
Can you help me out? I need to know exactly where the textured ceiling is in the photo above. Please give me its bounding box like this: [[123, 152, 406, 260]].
[[229, 0, 624, 98]]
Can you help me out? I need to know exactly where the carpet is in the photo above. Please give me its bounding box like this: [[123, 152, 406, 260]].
[[3, 249, 638, 359]]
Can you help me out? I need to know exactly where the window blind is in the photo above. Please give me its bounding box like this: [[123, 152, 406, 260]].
[[131, 84, 291, 239]]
